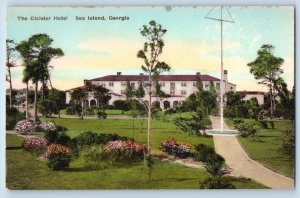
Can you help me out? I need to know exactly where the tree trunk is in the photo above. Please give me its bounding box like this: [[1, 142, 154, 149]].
[[8, 66, 13, 109], [147, 93, 151, 155], [25, 82, 29, 119], [34, 81, 38, 122]]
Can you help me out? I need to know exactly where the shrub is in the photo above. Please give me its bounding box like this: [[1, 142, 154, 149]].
[[200, 176, 236, 189], [15, 119, 35, 134], [22, 137, 49, 155], [204, 153, 225, 175], [45, 144, 71, 170], [97, 111, 107, 119], [84, 107, 95, 116], [82, 146, 113, 168], [75, 131, 99, 147], [281, 130, 295, 155], [74, 131, 130, 148], [259, 120, 269, 129], [6, 107, 26, 130], [235, 120, 260, 137], [65, 106, 76, 115], [38, 122, 57, 132], [160, 139, 191, 158], [104, 140, 145, 163], [193, 144, 215, 162]]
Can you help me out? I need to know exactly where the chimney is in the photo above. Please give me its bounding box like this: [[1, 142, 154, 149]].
[[117, 72, 122, 76], [196, 72, 201, 76], [223, 70, 228, 83], [139, 73, 144, 76]]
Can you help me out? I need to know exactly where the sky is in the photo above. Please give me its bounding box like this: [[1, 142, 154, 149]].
[[6, 6, 294, 91]]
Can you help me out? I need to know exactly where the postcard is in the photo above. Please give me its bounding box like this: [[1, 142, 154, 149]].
[[5, 6, 295, 190]]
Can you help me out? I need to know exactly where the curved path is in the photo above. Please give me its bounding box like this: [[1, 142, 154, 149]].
[[210, 116, 294, 189]]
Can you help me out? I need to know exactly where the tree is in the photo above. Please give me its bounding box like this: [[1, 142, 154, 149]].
[[247, 44, 284, 119], [137, 20, 170, 155], [113, 100, 129, 114], [71, 88, 88, 119], [6, 39, 17, 109], [48, 88, 66, 118], [93, 85, 111, 112], [16, 34, 64, 122]]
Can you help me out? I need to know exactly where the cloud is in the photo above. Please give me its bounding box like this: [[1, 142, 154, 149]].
[[249, 34, 262, 48]]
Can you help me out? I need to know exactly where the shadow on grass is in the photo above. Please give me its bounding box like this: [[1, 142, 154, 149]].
[[6, 146, 23, 150]]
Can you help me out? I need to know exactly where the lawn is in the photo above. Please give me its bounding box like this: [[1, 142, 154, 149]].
[[6, 134, 267, 189], [59, 109, 131, 116], [225, 119, 295, 178], [40, 117, 214, 150]]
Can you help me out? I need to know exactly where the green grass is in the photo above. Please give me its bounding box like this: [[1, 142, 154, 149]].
[[40, 117, 214, 150], [225, 119, 295, 178], [6, 134, 267, 189]]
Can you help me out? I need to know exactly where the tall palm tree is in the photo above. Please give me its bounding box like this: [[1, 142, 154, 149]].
[[17, 34, 64, 122], [6, 39, 16, 109]]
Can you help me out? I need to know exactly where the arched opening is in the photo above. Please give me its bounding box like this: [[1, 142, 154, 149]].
[[152, 101, 161, 109], [90, 99, 97, 107], [163, 101, 170, 110]]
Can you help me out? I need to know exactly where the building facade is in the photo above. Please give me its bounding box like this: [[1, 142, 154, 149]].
[[66, 70, 236, 110]]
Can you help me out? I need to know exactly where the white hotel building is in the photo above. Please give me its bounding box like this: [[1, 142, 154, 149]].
[[66, 70, 236, 110]]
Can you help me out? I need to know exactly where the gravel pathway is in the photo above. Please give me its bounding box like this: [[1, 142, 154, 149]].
[[210, 116, 294, 189]]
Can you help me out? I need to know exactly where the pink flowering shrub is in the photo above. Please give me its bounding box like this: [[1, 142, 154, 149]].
[[104, 140, 145, 163], [22, 137, 49, 155], [15, 119, 35, 134], [160, 139, 191, 158], [38, 122, 57, 132], [45, 144, 71, 170]]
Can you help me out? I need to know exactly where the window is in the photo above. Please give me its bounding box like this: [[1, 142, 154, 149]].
[[216, 82, 220, 90], [121, 90, 125, 94], [193, 82, 196, 86], [181, 90, 187, 95], [121, 82, 126, 87], [170, 82, 175, 90], [230, 87, 233, 90], [109, 82, 114, 87], [170, 90, 175, 95], [131, 82, 136, 89], [100, 83, 106, 87], [160, 82, 165, 87], [181, 82, 187, 87]]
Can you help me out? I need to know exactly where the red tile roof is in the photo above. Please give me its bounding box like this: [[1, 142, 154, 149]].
[[90, 74, 220, 82]]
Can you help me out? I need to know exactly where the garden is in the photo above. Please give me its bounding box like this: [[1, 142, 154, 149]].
[[6, 118, 267, 189]]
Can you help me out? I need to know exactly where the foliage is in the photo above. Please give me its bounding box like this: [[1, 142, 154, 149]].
[[204, 153, 225, 175], [200, 176, 236, 189], [93, 85, 111, 110], [22, 137, 49, 155], [173, 110, 211, 135], [160, 139, 191, 158], [193, 144, 215, 162], [38, 99, 55, 117], [234, 120, 260, 138], [47, 88, 66, 116], [82, 146, 113, 168], [104, 140, 145, 163], [15, 119, 36, 134], [113, 100, 129, 114], [84, 107, 95, 115], [6, 107, 26, 130], [38, 122, 57, 132], [45, 144, 71, 170], [97, 111, 107, 119], [247, 44, 284, 119], [281, 130, 295, 155]]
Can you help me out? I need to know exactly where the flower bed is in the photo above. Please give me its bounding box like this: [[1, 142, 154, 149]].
[[38, 122, 57, 132], [15, 119, 35, 134], [160, 139, 191, 158], [22, 137, 49, 155], [104, 140, 145, 162]]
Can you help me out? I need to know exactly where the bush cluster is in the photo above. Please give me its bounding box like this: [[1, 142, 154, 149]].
[[104, 140, 145, 163], [15, 119, 36, 134], [281, 130, 295, 155], [193, 144, 225, 175], [22, 137, 49, 155], [160, 139, 191, 158], [45, 144, 71, 170], [233, 119, 260, 137], [200, 176, 236, 189]]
